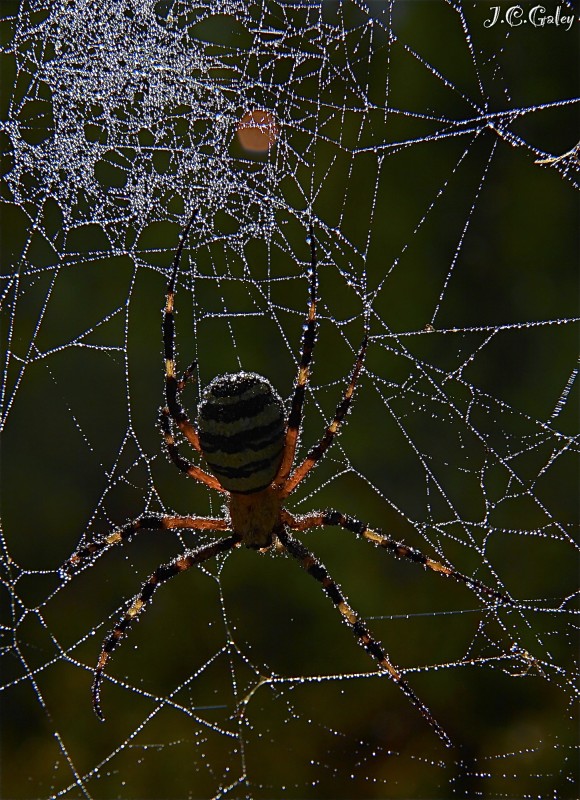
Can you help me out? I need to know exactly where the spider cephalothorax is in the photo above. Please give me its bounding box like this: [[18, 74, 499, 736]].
[[65, 216, 510, 746]]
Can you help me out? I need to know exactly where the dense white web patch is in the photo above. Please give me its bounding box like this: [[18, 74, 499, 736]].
[[1, 2, 578, 798]]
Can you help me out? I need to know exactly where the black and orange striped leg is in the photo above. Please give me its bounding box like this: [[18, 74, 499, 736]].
[[282, 329, 369, 497], [64, 513, 229, 573], [277, 526, 452, 747], [163, 211, 203, 452], [159, 407, 226, 492], [275, 223, 318, 485], [92, 532, 241, 720], [283, 510, 510, 605]]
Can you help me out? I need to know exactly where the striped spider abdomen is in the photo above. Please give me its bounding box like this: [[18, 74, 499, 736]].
[[197, 372, 286, 494]]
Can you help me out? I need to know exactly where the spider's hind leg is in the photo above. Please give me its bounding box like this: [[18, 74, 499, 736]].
[[177, 359, 198, 392], [277, 526, 453, 748], [162, 213, 203, 453], [159, 407, 225, 492], [275, 223, 318, 485], [282, 328, 369, 497]]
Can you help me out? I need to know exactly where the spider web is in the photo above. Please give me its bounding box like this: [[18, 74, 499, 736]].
[[1, 1, 578, 798]]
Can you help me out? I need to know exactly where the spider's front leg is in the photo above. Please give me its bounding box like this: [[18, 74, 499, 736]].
[[284, 510, 511, 604], [63, 513, 229, 573], [92, 532, 241, 720], [277, 526, 453, 748]]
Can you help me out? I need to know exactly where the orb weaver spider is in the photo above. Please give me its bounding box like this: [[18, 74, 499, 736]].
[[65, 215, 509, 746]]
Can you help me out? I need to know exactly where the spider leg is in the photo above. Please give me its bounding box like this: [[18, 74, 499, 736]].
[[64, 513, 229, 573], [283, 510, 511, 604], [275, 223, 318, 485], [177, 358, 198, 392], [163, 212, 204, 453], [277, 526, 452, 748], [282, 331, 368, 497], [92, 532, 241, 720], [159, 407, 226, 492]]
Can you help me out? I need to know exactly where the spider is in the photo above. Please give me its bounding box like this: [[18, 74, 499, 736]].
[[65, 215, 509, 747]]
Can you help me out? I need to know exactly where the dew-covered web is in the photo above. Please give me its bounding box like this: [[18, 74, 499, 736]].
[[1, 1, 579, 798]]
